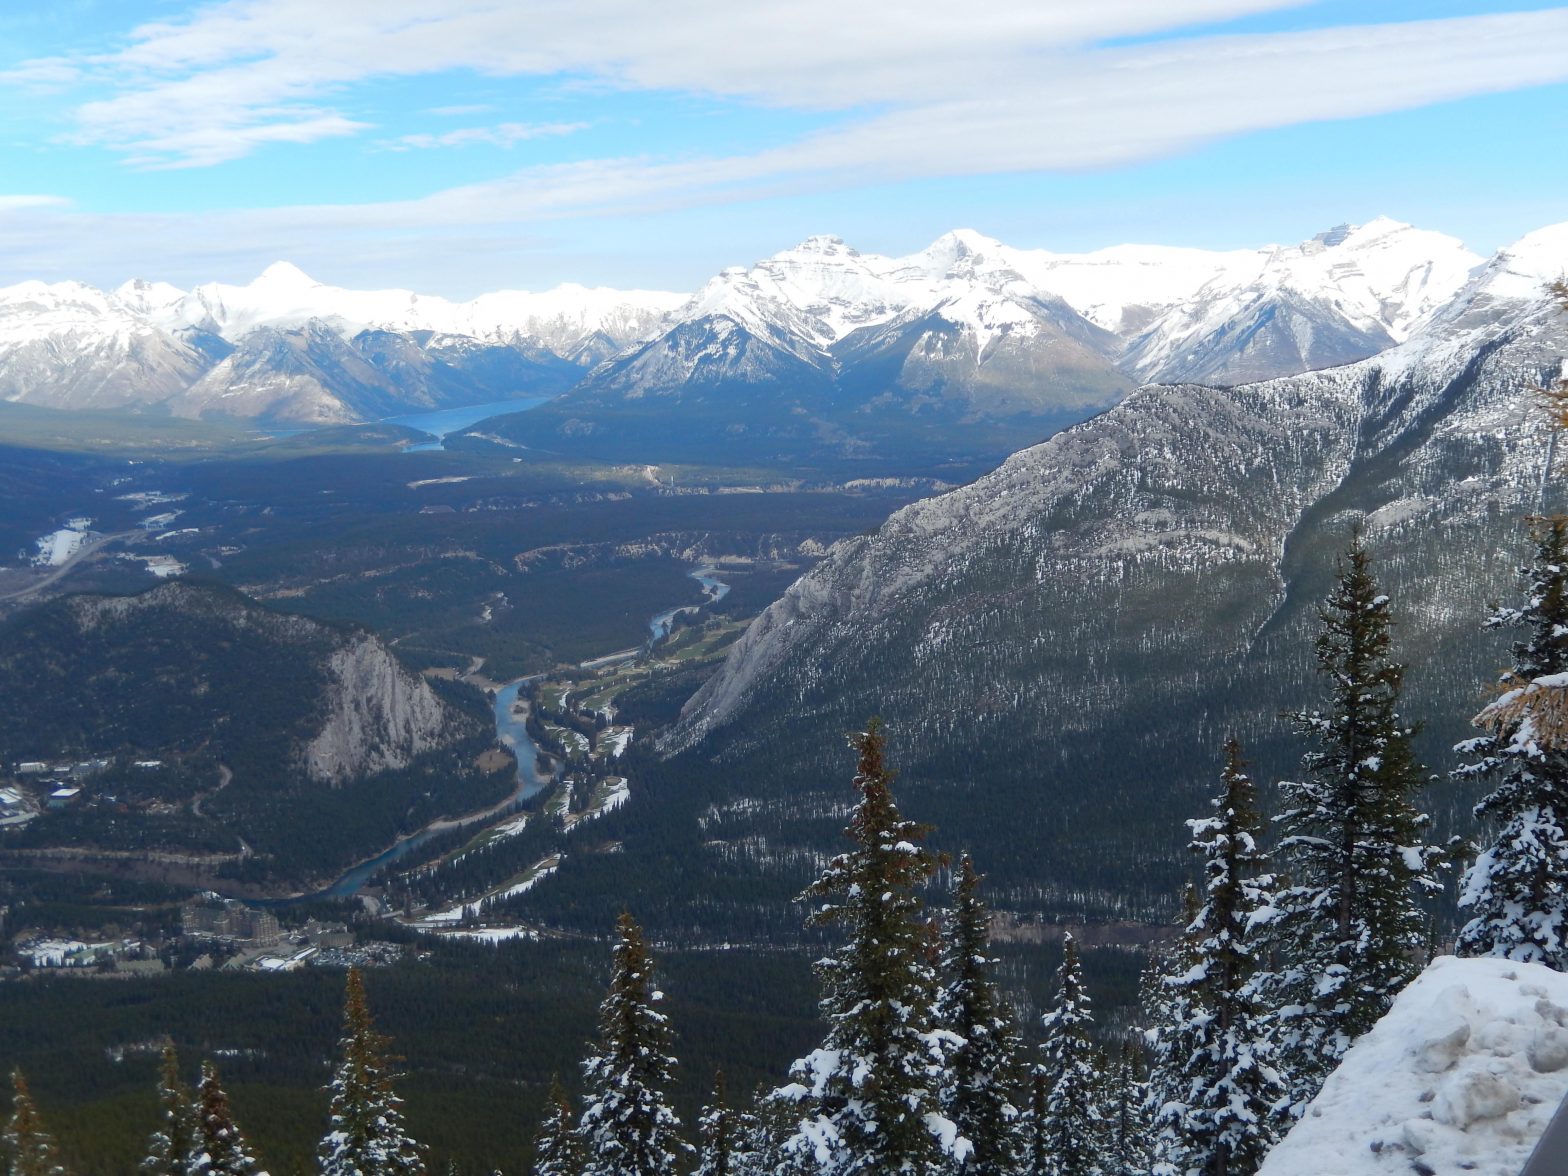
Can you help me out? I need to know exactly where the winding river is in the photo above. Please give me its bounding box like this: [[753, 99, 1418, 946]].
[[648, 568, 731, 645], [299, 565, 730, 901]]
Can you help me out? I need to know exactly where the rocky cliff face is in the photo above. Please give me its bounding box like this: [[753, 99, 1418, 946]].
[[306, 637, 458, 783], [0, 580, 498, 887], [28, 580, 479, 785]]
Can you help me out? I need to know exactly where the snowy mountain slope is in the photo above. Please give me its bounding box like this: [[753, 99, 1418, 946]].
[[149, 262, 683, 358], [0, 265, 682, 425], [1120, 219, 1481, 384], [164, 319, 425, 425], [0, 281, 211, 411], [1258, 956, 1568, 1176], [657, 237, 1568, 920], [472, 219, 1483, 463]]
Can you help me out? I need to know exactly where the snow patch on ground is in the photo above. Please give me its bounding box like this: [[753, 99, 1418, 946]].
[[33, 528, 87, 566], [1259, 955, 1568, 1176]]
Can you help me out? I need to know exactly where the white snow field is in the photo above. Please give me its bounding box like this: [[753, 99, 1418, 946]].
[[1259, 956, 1568, 1176]]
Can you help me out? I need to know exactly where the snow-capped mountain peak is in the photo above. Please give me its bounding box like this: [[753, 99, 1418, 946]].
[[251, 260, 320, 288]]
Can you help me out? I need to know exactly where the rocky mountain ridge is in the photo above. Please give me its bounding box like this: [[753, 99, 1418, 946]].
[[650, 227, 1568, 922], [0, 219, 1489, 442]]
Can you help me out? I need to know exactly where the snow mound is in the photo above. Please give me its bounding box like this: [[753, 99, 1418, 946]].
[[1259, 956, 1568, 1176]]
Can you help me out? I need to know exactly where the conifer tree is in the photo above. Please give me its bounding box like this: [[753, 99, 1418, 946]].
[[1097, 1047, 1160, 1172], [577, 913, 689, 1176], [142, 1043, 195, 1176], [1101, 1043, 1151, 1176], [1265, 536, 1442, 1102], [1026, 1070, 1050, 1176], [532, 1077, 582, 1176], [776, 720, 961, 1175], [1150, 740, 1285, 1176], [933, 854, 1025, 1174], [5, 1070, 66, 1176], [737, 1089, 797, 1176], [1458, 517, 1568, 967], [695, 1070, 752, 1176], [319, 968, 425, 1175], [1037, 934, 1104, 1176], [189, 1062, 266, 1176]]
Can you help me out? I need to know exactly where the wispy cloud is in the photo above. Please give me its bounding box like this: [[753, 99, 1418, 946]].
[[387, 120, 587, 151], [423, 103, 497, 117], [0, 194, 71, 213], [19, 0, 1314, 167], [1, 2, 1566, 289]]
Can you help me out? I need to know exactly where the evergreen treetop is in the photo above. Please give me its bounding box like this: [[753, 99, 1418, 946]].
[[1458, 516, 1568, 967], [189, 1062, 266, 1176], [318, 967, 426, 1176], [577, 913, 689, 1176], [933, 854, 1025, 1174], [1267, 535, 1441, 1097], [1150, 739, 1285, 1176], [532, 1077, 582, 1176], [695, 1070, 746, 1176], [1037, 934, 1104, 1176], [140, 1042, 194, 1176], [778, 719, 961, 1175], [4, 1070, 67, 1176]]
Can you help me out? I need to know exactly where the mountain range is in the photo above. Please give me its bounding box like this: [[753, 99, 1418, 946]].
[[0, 219, 1490, 463], [575, 223, 1568, 932]]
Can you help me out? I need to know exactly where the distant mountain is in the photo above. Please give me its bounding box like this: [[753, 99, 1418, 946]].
[[0, 580, 507, 890], [647, 223, 1568, 928], [0, 264, 683, 426], [0, 220, 1487, 450], [0, 281, 211, 411], [466, 220, 1481, 465]]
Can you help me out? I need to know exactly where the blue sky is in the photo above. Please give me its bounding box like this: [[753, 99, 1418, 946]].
[[1, 1, 1566, 295]]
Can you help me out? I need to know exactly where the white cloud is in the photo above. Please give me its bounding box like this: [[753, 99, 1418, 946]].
[[388, 121, 587, 151], [0, 3, 1566, 287], [36, 0, 1313, 166], [0, 195, 71, 212], [0, 58, 84, 89]]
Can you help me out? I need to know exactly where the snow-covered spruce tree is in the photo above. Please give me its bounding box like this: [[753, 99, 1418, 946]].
[[776, 720, 962, 1175], [933, 854, 1025, 1174], [319, 967, 425, 1176], [1266, 536, 1442, 1102], [142, 1042, 195, 1176], [532, 1077, 583, 1176], [1036, 934, 1104, 1176], [1100, 1043, 1151, 1176], [1457, 516, 1568, 967], [1149, 740, 1285, 1176], [189, 1062, 267, 1176], [5, 1070, 67, 1176], [1025, 1068, 1050, 1176], [696, 1070, 756, 1176], [577, 913, 689, 1176]]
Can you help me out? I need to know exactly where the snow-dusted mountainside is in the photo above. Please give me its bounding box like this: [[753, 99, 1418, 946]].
[[1117, 218, 1480, 384], [0, 218, 1489, 445], [0, 281, 211, 411], [473, 219, 1480, 463], [0, 265, 682, 425], [659, 229, 1568, 919], [1258, 956, 1568, 1176]]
